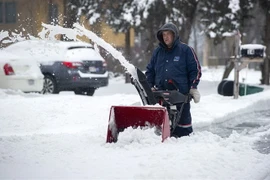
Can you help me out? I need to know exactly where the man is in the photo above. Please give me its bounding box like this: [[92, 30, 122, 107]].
[[145, 22, 201, 137]]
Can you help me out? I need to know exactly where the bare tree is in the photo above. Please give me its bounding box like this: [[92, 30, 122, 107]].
[[258, 0, 270, 85]]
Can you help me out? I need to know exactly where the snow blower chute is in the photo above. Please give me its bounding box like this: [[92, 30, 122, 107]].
[[106, 68, 190, 143]]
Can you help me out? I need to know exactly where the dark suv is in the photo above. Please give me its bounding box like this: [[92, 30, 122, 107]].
[[5, 40, 109, 96]]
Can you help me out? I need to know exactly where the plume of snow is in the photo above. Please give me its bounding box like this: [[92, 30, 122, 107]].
[[38, 23, 138, 80], [229, 0, 240, 14], [73, 23, 137, 79]]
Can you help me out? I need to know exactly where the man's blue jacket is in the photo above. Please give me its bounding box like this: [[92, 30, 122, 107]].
[[145, 23, 202, 94]]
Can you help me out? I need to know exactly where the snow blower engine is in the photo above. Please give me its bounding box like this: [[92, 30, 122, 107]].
[[106, 68, 191, 143]]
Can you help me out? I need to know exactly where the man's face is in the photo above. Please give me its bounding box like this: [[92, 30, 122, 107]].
[[162, 30, 174, 48]]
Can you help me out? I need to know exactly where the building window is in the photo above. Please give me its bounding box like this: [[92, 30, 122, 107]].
[[49, 3, 58, 25], [0, 2, 3, 23], [0, 1, 16, 24], [5, 2, 16, 23]]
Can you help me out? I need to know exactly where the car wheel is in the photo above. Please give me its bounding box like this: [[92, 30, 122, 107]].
[[86, 88, 95, 96], [42, 75, 59, 94], [74, 88, 95, 96]]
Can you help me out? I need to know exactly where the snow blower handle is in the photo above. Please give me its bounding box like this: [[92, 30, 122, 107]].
[[168, 79, 179, 91], [151, 86, 158, 91], [167, 79, 193, 104]]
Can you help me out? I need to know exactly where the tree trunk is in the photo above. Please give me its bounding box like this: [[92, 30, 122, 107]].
[[203, 36, 210, 67], [259, 0, 270, 85], [145, 19, 157, 68], [263, 12, 270, 85], [64, 0, 79, 29], [125, 27, 131, 83]]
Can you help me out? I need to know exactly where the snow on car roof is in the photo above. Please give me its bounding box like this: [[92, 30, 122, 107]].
[[0, 50, 21, 60], [4, 40, 97, 62], [0, 49, 41, 68], [8, 39, 93, 49]]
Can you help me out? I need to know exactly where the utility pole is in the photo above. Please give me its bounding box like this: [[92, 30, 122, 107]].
[[233, 31, 241, 99], [233, 59, 249, 99]]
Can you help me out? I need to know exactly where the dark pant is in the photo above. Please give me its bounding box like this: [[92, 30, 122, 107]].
[[171, 102, 193, 137]]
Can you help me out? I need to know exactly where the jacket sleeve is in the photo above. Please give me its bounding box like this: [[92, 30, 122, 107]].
[[186, 46, 201, 89], [145, 49, 157, 88]]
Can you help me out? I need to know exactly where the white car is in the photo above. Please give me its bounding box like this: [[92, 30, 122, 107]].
[[0, 50, 44, 92]]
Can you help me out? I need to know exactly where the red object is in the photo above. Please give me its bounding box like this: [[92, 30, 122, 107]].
[[3, 63, 15, 75], [62, 61, 82, 68], [106, 106, 170, 143]]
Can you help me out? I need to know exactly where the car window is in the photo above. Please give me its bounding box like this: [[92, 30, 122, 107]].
[[65, 48, 104, 61], [67, 46, 92, 50]]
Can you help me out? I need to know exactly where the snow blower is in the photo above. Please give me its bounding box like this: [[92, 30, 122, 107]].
[[106, 68, 190, 143]]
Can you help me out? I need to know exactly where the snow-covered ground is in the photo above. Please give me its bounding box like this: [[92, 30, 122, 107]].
[[1, 24, 270, 179], [0, 66, 270, 180]]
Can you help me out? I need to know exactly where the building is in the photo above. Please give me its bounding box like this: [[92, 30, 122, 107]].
[[0, 0, 134, 49]]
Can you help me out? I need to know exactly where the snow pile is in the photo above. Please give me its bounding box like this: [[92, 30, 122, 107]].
[[0, 68, 270, 179], [0, 23, 269, 179]]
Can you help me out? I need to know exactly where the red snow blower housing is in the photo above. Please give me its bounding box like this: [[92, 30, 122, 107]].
[[106, 68, 190, 143]]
